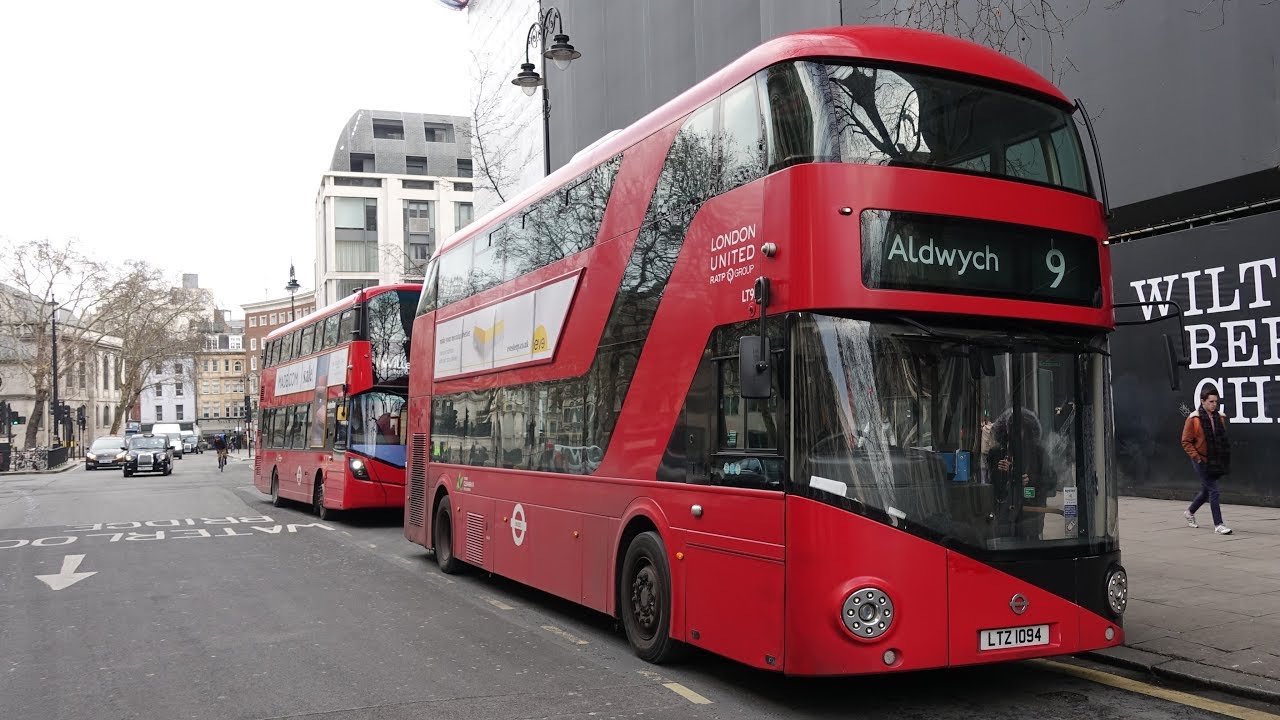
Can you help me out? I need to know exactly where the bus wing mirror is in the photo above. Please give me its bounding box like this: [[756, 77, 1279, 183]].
[[740, 336, 772, 400], [1164, 333, 1182, 392]]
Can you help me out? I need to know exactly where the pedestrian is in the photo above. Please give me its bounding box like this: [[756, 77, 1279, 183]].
[[1181, 387, 1232, 535]]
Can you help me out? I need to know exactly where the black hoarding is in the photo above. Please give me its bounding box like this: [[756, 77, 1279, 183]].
[[1111, 210, 1280, 506]]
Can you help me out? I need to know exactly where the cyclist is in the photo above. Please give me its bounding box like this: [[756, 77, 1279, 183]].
[[213, 434, 228, 471]]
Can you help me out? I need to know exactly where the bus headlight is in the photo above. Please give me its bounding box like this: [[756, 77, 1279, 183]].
[[1106, 566, 1128, 616], [841, 586, 894, 639], [349, 457, 369, 479]]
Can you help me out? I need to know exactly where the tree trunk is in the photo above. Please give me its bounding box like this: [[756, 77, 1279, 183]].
[[24, 388, 47, 448]]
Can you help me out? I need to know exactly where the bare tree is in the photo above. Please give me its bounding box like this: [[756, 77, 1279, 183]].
[[0, 238, 115, 446], [470, 50, 540, 207], [864, 0, 1115, 82], [94, 262, 212, 434]]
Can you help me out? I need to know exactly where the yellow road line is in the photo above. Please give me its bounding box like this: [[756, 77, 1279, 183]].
[[540, 625, 589, 645], [1035, 660, 1280, 720], [663, 682, 713, 705]]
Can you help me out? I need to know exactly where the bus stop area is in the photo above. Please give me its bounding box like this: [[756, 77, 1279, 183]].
[[1091, 496, 1280, 703]]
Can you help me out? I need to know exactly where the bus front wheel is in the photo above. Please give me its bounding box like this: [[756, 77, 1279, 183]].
[[313, 475, 335, 521], [434, 501, 463, 575], [621, 531, 680, 664]]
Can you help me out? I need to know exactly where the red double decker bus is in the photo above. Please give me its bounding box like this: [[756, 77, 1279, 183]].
[[255, 284, 421, 519], [404, 26, 1127, 674]]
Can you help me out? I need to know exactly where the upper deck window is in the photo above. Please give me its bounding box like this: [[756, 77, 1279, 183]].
[[762, 61, 1092, 195]]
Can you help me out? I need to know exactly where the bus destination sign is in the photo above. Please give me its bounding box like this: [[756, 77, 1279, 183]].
[[861, 210, 1102, 307]]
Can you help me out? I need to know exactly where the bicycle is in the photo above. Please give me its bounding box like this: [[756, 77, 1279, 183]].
[[217, 448, 228, 471]]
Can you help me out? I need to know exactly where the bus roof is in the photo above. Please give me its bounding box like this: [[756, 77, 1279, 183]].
[[439, 25, 1069, 256], [264, 283, 421, 341]]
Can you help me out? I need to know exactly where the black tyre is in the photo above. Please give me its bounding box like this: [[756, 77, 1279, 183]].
[[123, 469, 133, 478], [270, 471, 284, 508], [620, 531, 680, 664], [163, 462, 172, 476], [313, 475, 334, 520], [433, 500, 463, 574]]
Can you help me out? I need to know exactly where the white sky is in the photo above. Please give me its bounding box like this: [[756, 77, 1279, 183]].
[[0, 0, 470, 316]]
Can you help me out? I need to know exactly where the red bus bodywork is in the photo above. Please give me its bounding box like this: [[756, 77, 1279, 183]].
[[405, 27, 1124, 675], [254, 284, 421, 516]]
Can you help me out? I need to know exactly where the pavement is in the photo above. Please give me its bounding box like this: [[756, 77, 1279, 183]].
[[1089, 495, 1280, 703]]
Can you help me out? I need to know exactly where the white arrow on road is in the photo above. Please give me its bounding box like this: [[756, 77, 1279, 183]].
[[35, 554, 97, 590]]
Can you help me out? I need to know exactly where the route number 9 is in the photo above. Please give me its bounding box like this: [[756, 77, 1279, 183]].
[[1045, 249, 1065, 289]]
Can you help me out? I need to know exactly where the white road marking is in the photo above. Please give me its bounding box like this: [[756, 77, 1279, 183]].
[[541, 625, 589, 645], [663, 682, 712, 705], [485, 597, 514, 611], [35, 554, 97, 590]]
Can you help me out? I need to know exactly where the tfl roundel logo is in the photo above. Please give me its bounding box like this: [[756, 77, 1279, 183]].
[[1009, 593, 1030, 615]]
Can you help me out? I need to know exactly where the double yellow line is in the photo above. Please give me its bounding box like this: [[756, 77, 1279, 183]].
[[1036, 660, 1280, 720]]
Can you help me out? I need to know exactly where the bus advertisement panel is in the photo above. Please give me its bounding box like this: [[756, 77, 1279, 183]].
[[255, 284, 421, 519], [404, 26, 1126, 675]]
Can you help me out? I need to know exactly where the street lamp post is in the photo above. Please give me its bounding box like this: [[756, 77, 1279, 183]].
[[285, 264, 301, 323], [48, 299, 61, 447], [511, 6, 582, 177]]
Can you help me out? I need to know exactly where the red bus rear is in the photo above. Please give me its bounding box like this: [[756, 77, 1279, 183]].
[[254, 284, 421, 519], [404, 26, 1127, 674]]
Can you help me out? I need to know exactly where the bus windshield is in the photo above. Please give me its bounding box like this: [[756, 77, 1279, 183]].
[[765, 60, 1092, 193], [791, 314, 1117, 554]]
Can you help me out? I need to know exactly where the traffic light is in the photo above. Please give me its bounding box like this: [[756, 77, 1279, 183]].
[[0, 401, 7, 425], [243, 396, 251, 420], [76, 404, 86, 430]]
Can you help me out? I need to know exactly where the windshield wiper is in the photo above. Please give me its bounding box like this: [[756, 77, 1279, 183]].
[[894, 316, 1013, 351]]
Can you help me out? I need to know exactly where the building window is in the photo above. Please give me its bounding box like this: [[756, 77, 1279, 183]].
[[234, 361, 243, 372], [201, 381, 209, 394], [456, 159, 473, 178], [251, 357, 257, 371], [337, 279, 375, 297], [454, 182, 473, 192], [403, 179, 434, 190], [224, 360, 230, 371], [103, 355, 110, 390], [334, 176, 381, 187], [249, 316, 257, 328], [404, 200, 434, 276], [230, 336, 242, 350], [202, 405, 210, 418], [173, 364, 182, 376], [176, 405, 184, 421], [455, 202, 474, 229], [350, 153, 374, 172], [175, 382, 183, 396], [373, 119, 404, 139], [102, 405, 110, 427], [269, 313, 277, 325], [155, 383, 163, 397], [259, 315, 266, 325], [424, 122, 453, 143], [250, 338, 257, 351], [155, 405, 164, 421], [406, 156, 428, 175], [335, 197, 378, 272]]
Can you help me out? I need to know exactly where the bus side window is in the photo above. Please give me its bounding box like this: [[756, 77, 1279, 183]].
[[720, 79, 766, 192], [338, 309, 356, 342], [322, 314, 339, 349], [333, 399, 349, 452]]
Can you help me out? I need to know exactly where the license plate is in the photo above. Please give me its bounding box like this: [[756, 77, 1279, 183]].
[[979, 624, 1049, 651]]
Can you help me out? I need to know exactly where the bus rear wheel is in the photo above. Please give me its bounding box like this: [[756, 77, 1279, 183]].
[[270, 470, 283, 508], [621, 531, 680, 664], [434, 501, 463, 575]]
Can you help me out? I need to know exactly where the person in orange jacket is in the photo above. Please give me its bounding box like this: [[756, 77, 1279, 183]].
[[1181, 387, 1232, 535]]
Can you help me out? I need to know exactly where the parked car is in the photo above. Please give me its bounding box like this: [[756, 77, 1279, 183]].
[[85, 436, 127, 471], [121, 434, 173, 477], [180, 430, 200, 454]]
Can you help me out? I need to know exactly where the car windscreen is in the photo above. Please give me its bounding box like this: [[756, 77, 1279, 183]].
[[129, 437, 167, 450], [90, 438, 124, 451]]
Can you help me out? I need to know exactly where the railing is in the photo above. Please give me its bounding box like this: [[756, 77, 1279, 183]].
[[46, 445, 68, 469]]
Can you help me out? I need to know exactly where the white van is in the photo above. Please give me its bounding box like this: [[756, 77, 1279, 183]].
[[151, 422, 184, 458]]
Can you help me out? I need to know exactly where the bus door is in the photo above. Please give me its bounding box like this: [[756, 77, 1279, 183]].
[[672, 328, 786, 670]]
